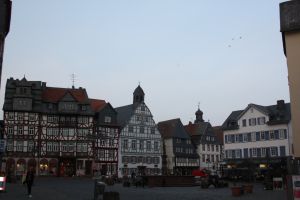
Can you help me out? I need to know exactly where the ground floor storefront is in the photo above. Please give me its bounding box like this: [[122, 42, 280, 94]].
[[223, 157, 288, 181], [2, 157, 96, 178]]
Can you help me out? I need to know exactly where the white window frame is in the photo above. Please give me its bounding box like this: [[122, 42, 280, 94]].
[[29, 126, 34, 135], [16, 141, 24, 152]]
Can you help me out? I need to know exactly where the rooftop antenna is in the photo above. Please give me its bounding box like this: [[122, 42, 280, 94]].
[[71, 73, 76, 89]]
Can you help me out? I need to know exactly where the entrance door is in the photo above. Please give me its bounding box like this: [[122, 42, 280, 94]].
[[59, 158, 76, 177], [85, 160, 92, 176]]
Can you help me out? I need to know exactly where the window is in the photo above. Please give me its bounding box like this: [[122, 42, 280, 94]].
[[29, 113, 36, 121], [128, 126, 133, 132], [216, 145, 219, 152], [8, 112, 14, 120], [68, 142, 75, 152], [186, 140, 191, 144], [7, 140, 13, 151], [202, 144, 205, 151], [252, 148, 257, 157], [53, 142, 59, 152], [251, 132, 256, 142], [81, 105, 87, 111], [78, 129, 88, 137], [123, 139, 128, 149], [28, 141, 34, 152], [202, 154, 206, 162], [17, 126, 23, 135], [151, 128, 155, 134], [131, 140, 136, 150], [109, 150, 114, 158], [207, 144, 210, 151], [154, 141, 159, 151], [48, 115, 58, 123], [62, 142, 68, 152], [261, 132, 265, 140], [261, 148, 266, 157], [140, 127, 144, 133], [279, 129, 285, 139], [271, 147, 278, 157], [139, 140, 144, 150], [242, 119, 247, 127], [8, 126, 14, 135], [270, 131, 275, 140], [249, 118, 256, 126], [104, 116, 111, 123], [29, 126, 34, 135], [211, 145, 214, 152], [211, 155, 215, 162], [47, 142, 53, 152], [146, 141, 151, 151], [17, 113, 24, 121], [243, 134, 248, 142], [257, 117, 266, 125], [176, 138, 181, 143], [16, 141, 24, 152]]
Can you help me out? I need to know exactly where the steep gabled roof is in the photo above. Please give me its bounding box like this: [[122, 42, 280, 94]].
[[115, 104, 135, 128], [158, 118, 190, 139], [184, 122, 210, 137], [42, 87, 89, 103], [89, 99, 106, 112], [222, 101, 291, 130]]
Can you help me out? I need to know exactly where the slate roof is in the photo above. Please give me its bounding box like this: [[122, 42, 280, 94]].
[[213, 126, 224, 145], [115, 104, 135, 128], [222, 101, 291, 130], [157, 118, 190, 139], [42, 87, 89, 103], [134, 85, 144, 95]]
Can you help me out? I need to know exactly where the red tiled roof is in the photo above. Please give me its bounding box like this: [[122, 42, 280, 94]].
[[184, 123, 200, 136], [89, 99, 106, 112], [42, 87, 89, 103]]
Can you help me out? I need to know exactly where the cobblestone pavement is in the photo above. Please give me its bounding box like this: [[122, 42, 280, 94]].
[[0, 177, 286, 200]]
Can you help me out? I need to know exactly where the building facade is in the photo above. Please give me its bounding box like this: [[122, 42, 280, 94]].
[[158, 118, 199, 176], [2, 77, 119, 177], [91, 99, 119, 176], [222, 100, 292, 178], [280, 1, 300, 158], [184, 108, 223, 171], [116, 86, 162, 177]]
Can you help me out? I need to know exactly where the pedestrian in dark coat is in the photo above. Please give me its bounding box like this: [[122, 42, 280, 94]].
[[25, 167, 35, 198]]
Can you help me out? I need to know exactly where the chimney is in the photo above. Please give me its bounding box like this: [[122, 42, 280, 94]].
[[277, 100, 285, 110], [41, 82, 46, 88]]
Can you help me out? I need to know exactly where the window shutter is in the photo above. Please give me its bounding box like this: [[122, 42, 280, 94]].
[[256, 132, 260, 141], [284, 129, 288, 139], [280, 146, 286, 156], [249, 119, 252, 126], [244, 148, 248, 158], [265, 131, 270, 140], [257, 148, 261, 157], [275, 130, 279, 140], [225, 135, 228, 143]]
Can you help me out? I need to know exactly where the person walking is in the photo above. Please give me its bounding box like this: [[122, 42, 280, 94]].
[[25, 167, 35, 198]]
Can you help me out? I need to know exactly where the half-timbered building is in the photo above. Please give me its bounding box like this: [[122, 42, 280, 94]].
[[2, 77, 119, 177], [115, 86, 162, 177], [158, 118, 200, 176], [90, 99, 119, 176]]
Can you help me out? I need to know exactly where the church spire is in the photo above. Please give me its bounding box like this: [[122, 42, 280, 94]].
[[133, 85, 145, 106], [194, 103, 204, 123]]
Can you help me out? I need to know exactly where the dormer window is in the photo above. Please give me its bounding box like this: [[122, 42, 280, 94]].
[[81, 105, 87, 111], [104, 116, 111, 123]]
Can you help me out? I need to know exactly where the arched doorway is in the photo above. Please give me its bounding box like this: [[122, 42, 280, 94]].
[[49, 159, 58, 176], [16, 159, 26, 177], [39, 159, 49, 176]]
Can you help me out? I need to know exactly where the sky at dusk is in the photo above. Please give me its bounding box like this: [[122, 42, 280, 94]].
[[1, 0, 290, 126]]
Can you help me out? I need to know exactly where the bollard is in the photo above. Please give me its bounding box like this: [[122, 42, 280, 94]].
[[94, 180, 106, 200]]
